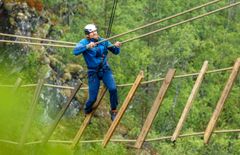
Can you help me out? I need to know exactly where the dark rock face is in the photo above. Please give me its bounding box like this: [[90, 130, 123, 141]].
[[0, 2, 50, 73], [40, 83, 83, 121], [1, 2, 86, 120], [3, 2, 48, 36], [0, 1, 9, 33]]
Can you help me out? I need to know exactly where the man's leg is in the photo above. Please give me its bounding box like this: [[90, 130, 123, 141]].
[[102, 69, 118, 121], [84, 74, 100, 114], [102, 69, 118, 110]]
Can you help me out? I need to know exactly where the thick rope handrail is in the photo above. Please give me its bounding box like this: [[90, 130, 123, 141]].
[[97, 0, 222, 44], [0, 129, 239, 145], [0, 67, 233, 89], [1, 2, 239, 47], [146, 129, 240, 142], [140, 67, 234, 85], [121, 2, 240, 44], [0, 32, 76, 45], [0, 39, 75, 48], [0, 0, 221, 46]]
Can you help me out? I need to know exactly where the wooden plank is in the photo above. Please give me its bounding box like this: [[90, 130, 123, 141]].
[[171, 61, 208, 142], [102, 71, 144, 147], [204, 58, 240, 144], [71, 86, 107, 149], [19, 79, 44, 147], [134, 69, 176, 149], [42, 81, 83, 144], [12, 78, 22, 93]]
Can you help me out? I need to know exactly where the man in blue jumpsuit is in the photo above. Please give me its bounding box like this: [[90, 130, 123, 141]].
[[73, 24, 121, 121]]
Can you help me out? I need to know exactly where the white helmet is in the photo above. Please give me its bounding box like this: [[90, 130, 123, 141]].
[[84, 24, 97, 35]]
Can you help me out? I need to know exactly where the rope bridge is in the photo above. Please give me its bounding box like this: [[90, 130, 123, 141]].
[[0, 58, 239, 149]]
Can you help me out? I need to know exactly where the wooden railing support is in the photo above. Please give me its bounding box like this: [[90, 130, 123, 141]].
[[204, 58, 240, 144], [102, 71, 144, 147]]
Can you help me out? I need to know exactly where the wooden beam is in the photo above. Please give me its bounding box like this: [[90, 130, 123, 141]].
[[71, 86, 107, 149], [134, 69, 176, 149], [171, 61, 208, 142], [42, 81, 83, 144], [204, 58, 240, 144], [102, 71, 144, 147], [19, 79, 44, 147]]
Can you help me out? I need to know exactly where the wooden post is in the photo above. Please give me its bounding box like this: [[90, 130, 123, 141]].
[[204, 58, 240, 144], [71, 86, 107, 149], [171, 61, 208, 142], [102, 71, 144, 147], [134, 69, 176, 149], [19, 79, 44, 147], [12, 78, 22, 93], [42, 82, 83, 144]]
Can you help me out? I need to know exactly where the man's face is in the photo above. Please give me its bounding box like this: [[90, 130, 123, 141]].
[[88, 30, 99, 40]]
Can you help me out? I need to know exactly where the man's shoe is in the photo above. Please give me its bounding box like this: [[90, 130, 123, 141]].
[[84, 108, 93, 115], [110, 110, 118, 121]]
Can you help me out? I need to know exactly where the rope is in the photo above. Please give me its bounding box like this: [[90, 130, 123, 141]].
[[0, 39, 75, 48], [0, 32, 76, 45], [0, 0, 223, 47], [118, 67, 233, 87], [146, 129, 240, 142], [0, 66, 233, 89], [106, 0, 118, 38], [97, 0, 222, 44], [1, 2, 239, 47], [0, 129, 239, 145], [121, 2, 240, 44]]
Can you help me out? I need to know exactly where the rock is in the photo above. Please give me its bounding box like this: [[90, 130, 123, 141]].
[[17, 12, 24, 17], [3, 2, 16, 11], [61, 85, 71, 97], [22, 2, 28, 9], [64, 64, 83, 73], [17, 12, 29, 21], [35, 23, 51, 38], [63, 72, 72, 81], [118, 124, 129, 136], [49, 55, 66, 73], [0, 1, 3, 7], [1, 1, 86, 119], [9, 17, 15, 25], [74, 90, 87, 105], [39, 54, 50, 65], [38, 64, 52, 79]]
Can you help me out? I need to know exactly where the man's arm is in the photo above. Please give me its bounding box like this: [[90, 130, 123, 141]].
[[73, 39, 96, 55], [73, 40, 86, 55], [73, 40, 97, 55], [107, 41, 121, 55]]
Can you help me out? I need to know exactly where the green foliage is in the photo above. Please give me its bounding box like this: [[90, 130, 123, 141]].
[[42, 0, 64, 7], [75, 143, 127, 155]]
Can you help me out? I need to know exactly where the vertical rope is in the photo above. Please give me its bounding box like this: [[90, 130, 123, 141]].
[[106, 0, 118, 38]]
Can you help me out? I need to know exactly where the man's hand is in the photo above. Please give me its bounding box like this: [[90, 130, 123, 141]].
[[114, 41, 122, 48], [86, 42, 96, 49]]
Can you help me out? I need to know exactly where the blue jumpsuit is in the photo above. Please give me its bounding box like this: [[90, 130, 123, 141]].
[[73, 37, 120, 114]]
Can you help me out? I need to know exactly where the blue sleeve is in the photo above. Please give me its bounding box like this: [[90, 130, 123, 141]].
[[73, 39, 88, 55], [107, 41, 120, 55]]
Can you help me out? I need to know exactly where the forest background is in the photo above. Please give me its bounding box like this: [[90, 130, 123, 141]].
[[0, 0, 239, 154]]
